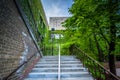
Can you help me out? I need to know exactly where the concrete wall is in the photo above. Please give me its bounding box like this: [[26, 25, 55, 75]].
[[49, 17, 68, 30], [0, 0, 40, 79]]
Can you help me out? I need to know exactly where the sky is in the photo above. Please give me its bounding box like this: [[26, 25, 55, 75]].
[[41, 0, 73, 23]]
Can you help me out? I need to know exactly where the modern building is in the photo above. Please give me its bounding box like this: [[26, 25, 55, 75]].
[[49, 17, 68, 30]]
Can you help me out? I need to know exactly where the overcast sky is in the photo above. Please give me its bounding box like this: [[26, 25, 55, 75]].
[[41, 0, 73, 23]]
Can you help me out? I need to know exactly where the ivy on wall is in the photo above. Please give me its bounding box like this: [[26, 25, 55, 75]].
[[18, 0, 48, 50]]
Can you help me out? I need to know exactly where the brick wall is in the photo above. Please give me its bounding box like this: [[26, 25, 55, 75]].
[[0, 0, 40, 79]]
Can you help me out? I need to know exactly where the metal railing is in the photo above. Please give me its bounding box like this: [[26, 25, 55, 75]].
[[3, 53, 40, 80], [74, 46, 120, 80], [58, 45, 61, 80]]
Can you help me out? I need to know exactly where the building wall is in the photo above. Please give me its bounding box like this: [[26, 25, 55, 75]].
[[0, 0, 40, 79], [49, 17, 68, 30]]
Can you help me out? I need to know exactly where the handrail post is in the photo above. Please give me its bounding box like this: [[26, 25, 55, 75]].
[[58, 44, 61, 80]]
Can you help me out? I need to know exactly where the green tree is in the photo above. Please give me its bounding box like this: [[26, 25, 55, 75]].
[[63, 0, 120, 75]]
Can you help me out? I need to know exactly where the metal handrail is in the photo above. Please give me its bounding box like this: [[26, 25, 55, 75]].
[[4, 53, 39, 80], [58, 45, 61, 80], [75, 46, 120, 80]]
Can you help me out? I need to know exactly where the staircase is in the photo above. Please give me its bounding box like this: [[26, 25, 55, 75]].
[[24, 56, 94, 80]]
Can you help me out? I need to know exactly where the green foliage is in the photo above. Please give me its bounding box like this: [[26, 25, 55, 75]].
[[60, 42, 73, 55], [19, 0, 49, 52], [62, 0, 120, 61], [62, 0, 120, 77]]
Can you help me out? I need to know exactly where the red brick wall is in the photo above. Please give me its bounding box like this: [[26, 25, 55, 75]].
[[0, 0, 40, 79]]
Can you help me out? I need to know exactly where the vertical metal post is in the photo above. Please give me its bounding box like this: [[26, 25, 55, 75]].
[[51, 28, 55, 55], [52, 38, 53, 55], [58, 44, 61, 80]]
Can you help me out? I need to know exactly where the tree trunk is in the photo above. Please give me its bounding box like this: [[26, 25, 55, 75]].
[[108, 24, 116, 75], [69, 44, 75, 55], [108, 0, 118, 75], [93, 33, 104, 62], [89, 38, 95, 54]]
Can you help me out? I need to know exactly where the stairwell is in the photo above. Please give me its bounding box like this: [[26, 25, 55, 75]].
[[24, 56, 94, 80]]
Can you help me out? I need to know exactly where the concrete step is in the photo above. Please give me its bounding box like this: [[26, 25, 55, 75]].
[[25, 76, 94, 80], [40, 59, 79, 61], [38, 61, 81, 64], [35, 64, 83, 68], [24, 77, 94, 80], [32, 67, 87, 72], [35, 63, 82, 66], [24, 56, 94, 80], [41, 56, 79, 61], [27, 72, 90, 78], [33, 67, 86, 70], [43, 56, 76, 58]]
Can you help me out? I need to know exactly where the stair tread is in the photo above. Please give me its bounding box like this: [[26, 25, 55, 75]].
[[29, 72, 89, 74], [32, 67, 86, 70], [36, 64, 82, 66], [25, 77, 93, 80], [27, 74, 92, 78], [32, 69, 87, 72], [24, 77, 94, 80], [24, 56, 93, 80], [38, 60, 81, 62]]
